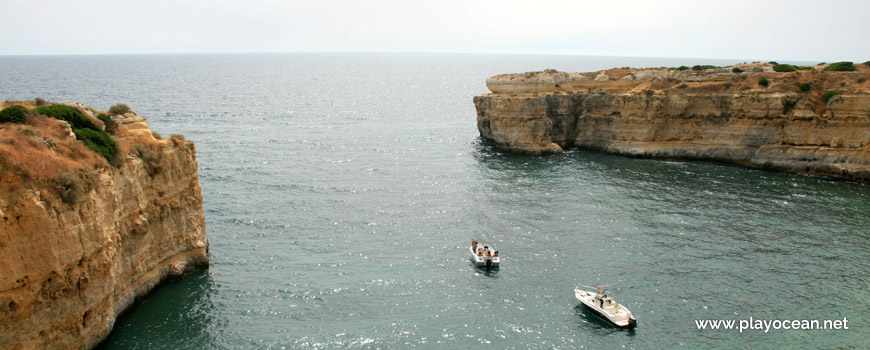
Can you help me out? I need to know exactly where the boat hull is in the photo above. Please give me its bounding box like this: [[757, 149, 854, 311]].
[[575, 289, 636, 328]]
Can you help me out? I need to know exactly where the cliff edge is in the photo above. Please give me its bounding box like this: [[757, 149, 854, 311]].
[[474, 62, 870, 182], [0, 102, 208, 349]]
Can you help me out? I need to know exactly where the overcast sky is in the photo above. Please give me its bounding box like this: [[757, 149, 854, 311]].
[[2, 0, 868, 61]]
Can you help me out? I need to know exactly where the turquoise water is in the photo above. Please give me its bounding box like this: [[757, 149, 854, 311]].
[[1, 54, 868, 349]]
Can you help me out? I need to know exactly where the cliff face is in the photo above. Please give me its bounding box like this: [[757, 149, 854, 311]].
[[474, 64, 870, 181], [0, 104, 208, 349]]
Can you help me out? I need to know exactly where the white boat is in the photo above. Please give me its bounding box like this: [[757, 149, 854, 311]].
[[574, 286, 637, 328], [470, 239, 500, 268]]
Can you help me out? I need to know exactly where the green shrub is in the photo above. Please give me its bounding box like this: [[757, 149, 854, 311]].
[[758, 77, 770, 87], [34, 105, 100, 130], [769, 61, 779, 65], [796, 66, 815, 71], [732, 67, 743, 73], [773, 64, 797, 72], [676, 66, 689, 71], [96, 113, 117, 135], [798, 82, 811, 91], [34, 97, 47, 106], [108, 103, 132, 115], [0, 105, 30, 123], [824, 61, 857, 71], [35, 104, 117, 164], [690, 65, 719, 71], [74, 128, 117, 164], [863, 61, 870, 66], [822, 91, 839, 103]]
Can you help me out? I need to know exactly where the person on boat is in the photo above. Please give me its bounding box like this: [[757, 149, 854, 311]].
[[472, 239, 477, 251], [494, 251, 498, 257]]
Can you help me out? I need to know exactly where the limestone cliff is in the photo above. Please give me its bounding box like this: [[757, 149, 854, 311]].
[[474, 63, 870, 181], [0, 102, 208, 349]]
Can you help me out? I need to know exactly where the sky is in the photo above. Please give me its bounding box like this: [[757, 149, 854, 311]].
[[2, 0, 869, 61]]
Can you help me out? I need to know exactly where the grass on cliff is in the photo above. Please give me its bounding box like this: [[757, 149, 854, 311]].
[[692, 65, 720, 71], [54, 169, 86, 204], [798, 82, 812, 91], [133, 140, 163, 176], [824, 62, 857, 71], [0, 116, 105, 179], [108, 103, 131, 115], [758, 77, 770, 87], [34, 104, 118, 165], [822, 91, 840, 103]]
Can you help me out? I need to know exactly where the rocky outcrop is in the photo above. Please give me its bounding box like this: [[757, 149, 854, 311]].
[[0, 105, 208, 349], [474, 64, 870, 181]]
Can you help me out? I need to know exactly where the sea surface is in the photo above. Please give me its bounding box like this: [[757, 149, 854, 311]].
[[1, 54, 868, 349]]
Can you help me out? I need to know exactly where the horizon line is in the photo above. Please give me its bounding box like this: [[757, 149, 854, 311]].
[[0, 50, 830, 64]]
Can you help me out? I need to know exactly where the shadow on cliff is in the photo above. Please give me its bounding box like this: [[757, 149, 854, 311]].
[[95, 270, 224, 349]]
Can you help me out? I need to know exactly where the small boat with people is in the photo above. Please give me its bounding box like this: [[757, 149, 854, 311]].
[[470, 239, 500, 268], [574, 285, 637, 328]]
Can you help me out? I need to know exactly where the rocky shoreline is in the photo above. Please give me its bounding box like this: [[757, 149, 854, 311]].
[[0, 102, 208, 349], [474, 62, 870, 182]]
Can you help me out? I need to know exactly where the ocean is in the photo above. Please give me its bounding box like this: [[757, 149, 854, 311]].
[[1, 53, 867, 349]]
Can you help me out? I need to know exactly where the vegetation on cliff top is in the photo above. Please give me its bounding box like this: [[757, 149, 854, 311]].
[[773, 64, 797, 72], [97, 113, 118, 134], [0, 114, 105, 180], [33, 104, 117, 164], [0, 105, 31, 123], [0, 100, 190, 206], [108, 103, 131, 115], [822, 91, 840, 103], [824, 61, 857, 72], [692, 65, 720, 71]]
